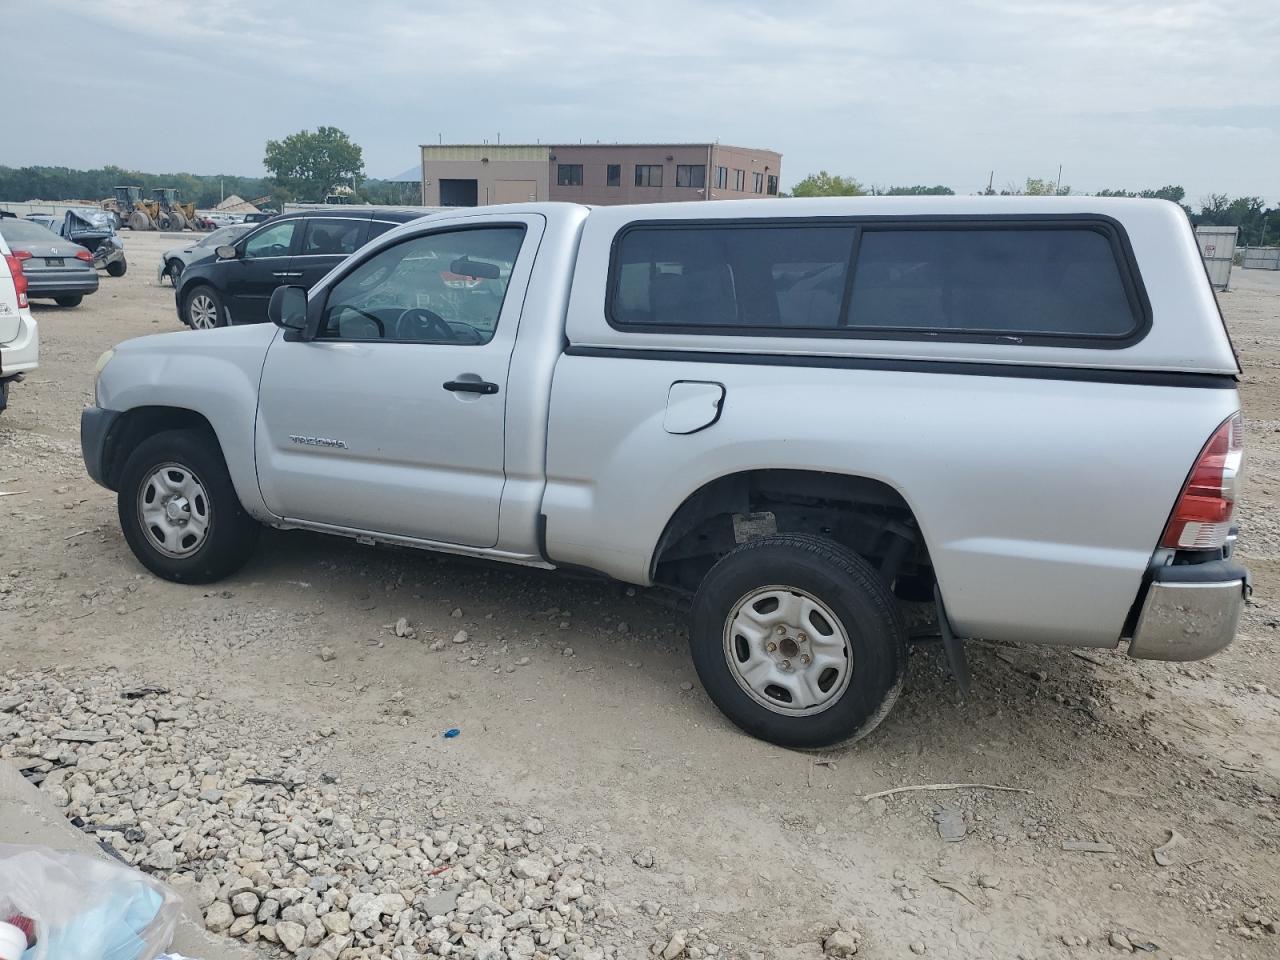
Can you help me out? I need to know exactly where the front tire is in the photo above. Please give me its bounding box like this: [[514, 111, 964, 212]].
[[165, 259, 183, 285], [183, 284, 224, 329], [55, 295, 83, 308], [118, 429, 259, 583], [690, 535, 907, 748]]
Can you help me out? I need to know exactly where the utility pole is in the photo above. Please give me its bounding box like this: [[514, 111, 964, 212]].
[[986, 170, 994, 195], [1055, 164, 1063, 194]]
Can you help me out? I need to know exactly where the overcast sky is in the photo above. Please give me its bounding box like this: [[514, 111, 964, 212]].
[[8, 1, 1278, 202]]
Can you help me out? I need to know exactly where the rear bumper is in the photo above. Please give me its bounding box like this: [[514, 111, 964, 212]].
[[81, 405, 121, 488], [27, 274, 100, 297], [1129, 560, 1250, 661]]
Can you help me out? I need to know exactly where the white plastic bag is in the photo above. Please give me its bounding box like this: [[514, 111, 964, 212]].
[[0, 844, 181, 960]]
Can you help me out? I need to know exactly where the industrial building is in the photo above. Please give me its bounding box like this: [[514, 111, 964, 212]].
[[419, 142, 782, 207]]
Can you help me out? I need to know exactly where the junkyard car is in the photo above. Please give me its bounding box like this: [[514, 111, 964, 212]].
[[27, 209, 128, 277], [83, 197, 1248, 747], [0, 218, 99, 307], [158, 223, 253, 286]]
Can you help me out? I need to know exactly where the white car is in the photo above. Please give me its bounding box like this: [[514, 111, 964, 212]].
[[0, 230, 39, 413], [83, 197, 1247, 748]]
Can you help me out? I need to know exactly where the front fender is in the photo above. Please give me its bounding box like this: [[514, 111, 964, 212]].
[[96, 325, 279, 519]]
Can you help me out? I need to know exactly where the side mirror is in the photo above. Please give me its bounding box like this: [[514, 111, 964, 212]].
[[269, 285, 309, 334], [215, 244, 239, 260]]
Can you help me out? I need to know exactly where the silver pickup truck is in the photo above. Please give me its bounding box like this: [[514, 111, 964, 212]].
[[82, 197, 1248, 747]]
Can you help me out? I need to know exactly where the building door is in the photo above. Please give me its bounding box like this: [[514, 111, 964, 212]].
[[494, 180, 537, 204], [439, 179, 478, 207]]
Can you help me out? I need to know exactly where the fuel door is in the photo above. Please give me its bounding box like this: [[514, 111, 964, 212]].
[[664, 380, 726, 435]]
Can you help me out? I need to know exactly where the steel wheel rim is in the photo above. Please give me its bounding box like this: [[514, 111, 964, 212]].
[[189, 293, 216, 328], [137, 461, 212, 558], [722, 584, 853, 716]]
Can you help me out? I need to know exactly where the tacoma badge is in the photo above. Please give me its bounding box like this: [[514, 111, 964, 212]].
[[288, 435, 348, 449]]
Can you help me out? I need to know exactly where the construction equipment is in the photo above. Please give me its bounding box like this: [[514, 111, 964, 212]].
[[150, 188, 196, 231], [100, 186, 195, 231]]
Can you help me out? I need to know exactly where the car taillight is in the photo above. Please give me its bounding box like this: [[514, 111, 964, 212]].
[[74, 248, 93, 263], [1162, 412, 1244, 550], [3, 251, 29, 308]]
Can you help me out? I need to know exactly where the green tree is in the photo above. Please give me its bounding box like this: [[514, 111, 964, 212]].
[[790, 171, 866, 197], [878, 184, 955, 196], [1022, 177, 1071, 196], [263, 126, 364, 202]]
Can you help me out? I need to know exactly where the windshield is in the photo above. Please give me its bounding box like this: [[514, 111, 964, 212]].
[[198, 224, 250, 248], [0, 220, 60, 244]]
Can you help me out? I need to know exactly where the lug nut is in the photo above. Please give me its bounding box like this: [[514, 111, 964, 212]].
[[776, 625, 787, 635], [766, 641, 777, 653], [797, 632, 807, 642], [800, 654, 811, 665], [781, 659, 792, 671]]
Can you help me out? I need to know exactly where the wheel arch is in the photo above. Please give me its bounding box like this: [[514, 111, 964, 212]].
[[648, 468, 935, 595], [101, 405, 219, 491]]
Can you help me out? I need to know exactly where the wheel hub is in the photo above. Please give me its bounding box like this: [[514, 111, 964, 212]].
[[722, 585, 854, 716], [137, 462, 211, 559]]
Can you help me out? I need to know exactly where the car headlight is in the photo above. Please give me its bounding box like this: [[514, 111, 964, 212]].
[[94, 348, 115, 405]]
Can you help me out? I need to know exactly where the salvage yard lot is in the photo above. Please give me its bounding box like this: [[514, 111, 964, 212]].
[[2, 230, 1278, 958]]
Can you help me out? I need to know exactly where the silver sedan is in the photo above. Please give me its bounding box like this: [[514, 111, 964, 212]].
[[0, 218, 99, 307], [158, 224, 254, 285]]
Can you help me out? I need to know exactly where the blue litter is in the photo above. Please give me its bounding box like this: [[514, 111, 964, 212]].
[[443, 728, 460, 739]]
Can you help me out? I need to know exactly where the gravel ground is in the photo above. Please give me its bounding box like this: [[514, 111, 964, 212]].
[[1, 232, 1278, 959]]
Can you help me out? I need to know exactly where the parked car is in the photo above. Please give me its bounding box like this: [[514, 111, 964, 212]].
[[0, 218, 99, 307], [27, 210, 127, 277], [83, 197, 1247, 748], [173, 208, 421, 328], [242, 212, 274, 224], [0, 230, 39, 414], [158, 223, 254, 286]]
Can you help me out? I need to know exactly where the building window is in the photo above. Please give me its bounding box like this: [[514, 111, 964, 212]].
[[635, 164, 663, 187], [675, 164, 706, 188], [767, 175, 778, 196], [734, 169, 746, 191], [753, 172, 764, 194], [557, 163, 583, 187], [714, 166, 728, 190], [606, 164, 621, 187]]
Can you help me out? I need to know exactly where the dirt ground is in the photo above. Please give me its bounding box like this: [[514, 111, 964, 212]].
[[2, 231, 1278, 959]]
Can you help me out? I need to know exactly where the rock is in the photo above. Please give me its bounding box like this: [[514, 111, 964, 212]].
[[231, 891, 260, 915], [313, 935, 353, 960], [523, 817, 544, 834], [394, 617, 413, 638], [910, 944, 926, 956], [1109, 931, 1133, 952], [934, 808, 966, 842], [132, 716, 156, 734], [562, 647, 574, 657], [823, 930, 860, 957], [633, 847, 656, 868], [319, 646, 336, 662], [662, 931, 687, 960], [452, 630, 469, 645], [228, 915, 255, 937], [421, 889, 460, 917], [205, 901, 234, 932], [320, 910, 350, 935], [451, 608, 463, 618], [276, 920, 306, 953], [513, 857, 552, 883]]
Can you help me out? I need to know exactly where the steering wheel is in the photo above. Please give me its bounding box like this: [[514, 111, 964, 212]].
[[396, 307, 454, 341]]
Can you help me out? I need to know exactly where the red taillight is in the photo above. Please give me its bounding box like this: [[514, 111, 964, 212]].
[[74, 247, 93, 263], [3, 251, 29, 308], [1162, 413, 1244, 550]]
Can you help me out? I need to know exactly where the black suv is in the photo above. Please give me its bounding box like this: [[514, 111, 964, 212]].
[[174, 208, 424, 329]]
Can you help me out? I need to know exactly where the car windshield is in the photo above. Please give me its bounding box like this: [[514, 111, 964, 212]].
[[0, 220, 60, 244], [198, 225, 249, 248]]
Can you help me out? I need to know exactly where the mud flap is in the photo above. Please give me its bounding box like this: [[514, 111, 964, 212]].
[[934, 585, 970, 699]]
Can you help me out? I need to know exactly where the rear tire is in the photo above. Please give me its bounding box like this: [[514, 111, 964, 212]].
[[55, 295, 83, 308], [107, 260, 127, 278], [129, 210, 152, 231], [183, 284, 224, 329], [689, 534, 908, 748], [168, 210, 187, 231], [117, 429, 259, 583]]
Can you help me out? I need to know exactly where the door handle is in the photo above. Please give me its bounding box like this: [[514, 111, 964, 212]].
[[443, 379, 499, 395]]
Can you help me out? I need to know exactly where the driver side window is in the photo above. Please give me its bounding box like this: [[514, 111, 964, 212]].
[[318, 226, 526, 344], [243, 221, 297, 259]]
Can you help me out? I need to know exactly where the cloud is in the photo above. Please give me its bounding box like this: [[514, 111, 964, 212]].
[[8, 0, 1279, 200]]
